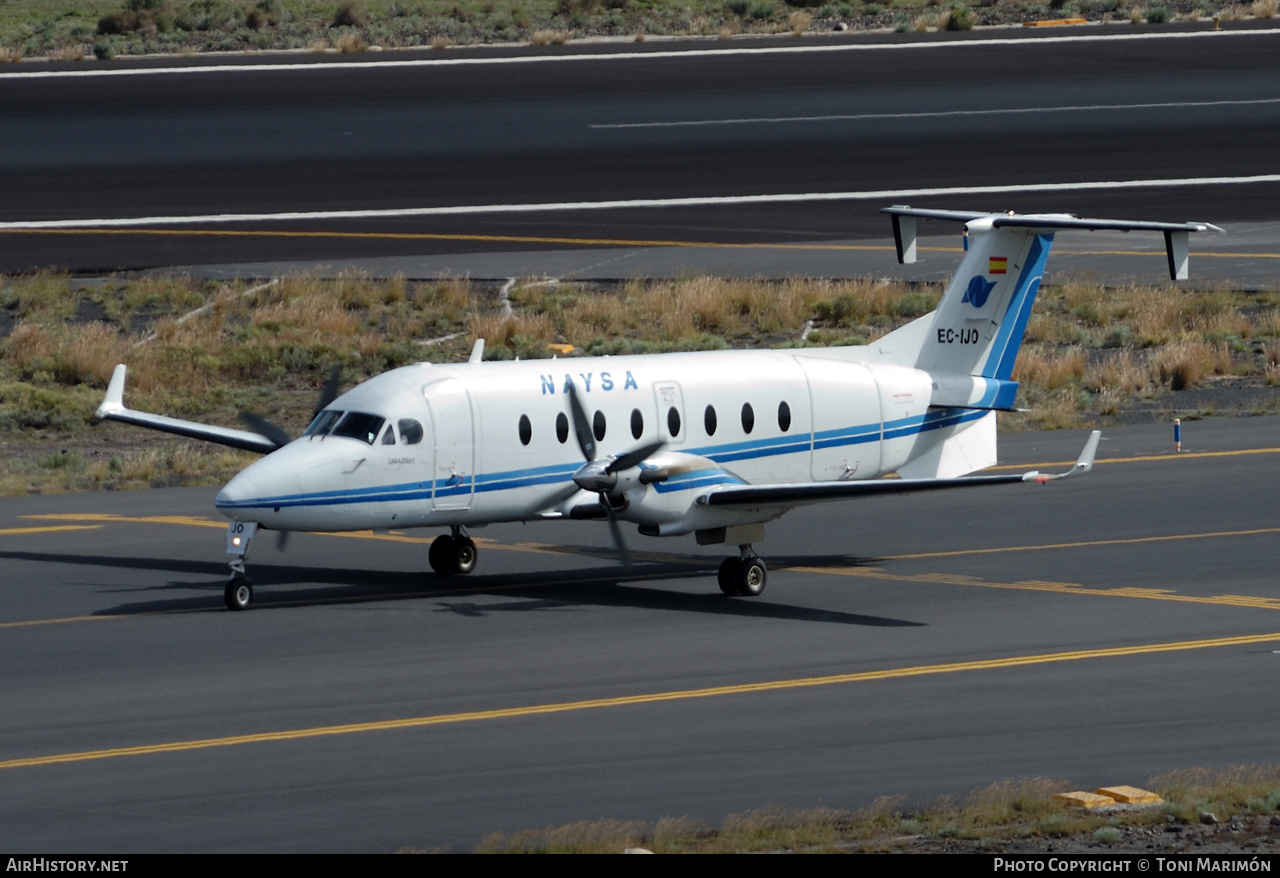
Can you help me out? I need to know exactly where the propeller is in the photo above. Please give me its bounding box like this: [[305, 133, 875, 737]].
[[564, 382, 664, 567], [238, 366, 344, 451]]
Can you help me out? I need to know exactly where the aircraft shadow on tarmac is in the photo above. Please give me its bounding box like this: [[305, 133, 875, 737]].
[[1, 548, 918, 628]]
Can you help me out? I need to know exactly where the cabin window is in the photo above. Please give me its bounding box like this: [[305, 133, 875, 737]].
[[381, 425, 396, 445], [704, 405, 717, 436], [593, 410, 606, 442], [741, 403, 755, 434], [331, 412, 386, 445], [304, 410, 343, 436], [518, 414, 532, 446], [556, 412, 569, 444], [630, 408, 644, 440], [778, 401, 792, 433], [398, 419, 423, 445], [667, 406, 681, 438]]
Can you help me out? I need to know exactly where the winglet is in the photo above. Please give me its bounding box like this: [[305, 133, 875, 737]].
[[1074, 429, 1102, 475], [97, 364, 128, 419], [1023, 430, 1101, 483], [468, 338, 485, 364]]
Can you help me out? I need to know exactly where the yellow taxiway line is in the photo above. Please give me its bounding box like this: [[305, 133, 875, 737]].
[[794, 566, 1280, 612], [4, 630, 1278, 771], [882, 526, 1280, 561], [986, 446, 1280, 472], [0, 525, 102, 536]]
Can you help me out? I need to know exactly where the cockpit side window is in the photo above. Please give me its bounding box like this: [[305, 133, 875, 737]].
[[398, 419, 423, 445], [304, 410, 343, 436], [381, 425, 397, 445], [331, 412, 386, 445]]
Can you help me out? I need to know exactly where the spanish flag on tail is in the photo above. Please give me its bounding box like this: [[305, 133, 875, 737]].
[[989, 256, 1008, 275]]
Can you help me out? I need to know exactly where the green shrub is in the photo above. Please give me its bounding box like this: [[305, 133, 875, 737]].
[[333, 1, 367, 27], [944, 2, 974, 27]]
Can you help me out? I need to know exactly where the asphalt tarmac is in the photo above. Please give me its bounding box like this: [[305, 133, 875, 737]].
[[2, 416, 1277, 851], [2, 26, 1279, 275]]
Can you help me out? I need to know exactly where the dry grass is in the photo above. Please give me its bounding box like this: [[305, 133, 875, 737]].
[[334, 32, 368, 52], [1011, 347, 1086, 391], [1084, 351, 1147, 395], [430, 34, 453, 49], [528, 28, 569, 44], [56, 322, 127, 388], [48, 43, 85, 61], [1150, 340, 1230, 390], [0, 45, 23, 63], [468, 769, 1280, 853], [2, 272, 1279, 495], [475, 819, 651, 853], [1253, 0, 1278, 16], [788, 10, 811, 33], [718, 22, 739, 37]]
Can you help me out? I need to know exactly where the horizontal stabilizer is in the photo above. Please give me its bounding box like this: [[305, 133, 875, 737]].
[[881, 206, 1223, 279]]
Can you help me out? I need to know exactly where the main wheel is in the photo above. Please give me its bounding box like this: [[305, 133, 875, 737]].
[[452, 536, 478, 575], [717, 558, 741, 596], [736, 558, 767, 597], [225, 576, 253, 611], [428, 535, 454, 574]]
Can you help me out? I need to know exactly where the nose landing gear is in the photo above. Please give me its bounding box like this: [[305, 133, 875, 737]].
[[225, 521, 258, 611]]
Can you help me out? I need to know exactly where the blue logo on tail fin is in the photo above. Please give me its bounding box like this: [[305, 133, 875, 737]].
[[961, 276, 998, 308]]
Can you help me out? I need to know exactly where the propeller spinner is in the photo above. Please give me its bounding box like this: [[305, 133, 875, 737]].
[[564, 382, 663, 566]]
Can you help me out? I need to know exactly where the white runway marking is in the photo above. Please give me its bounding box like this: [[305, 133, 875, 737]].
[[591, 98, 1280, 129], [0, 28, 1273, 80], [3, 175, 1278, 229]]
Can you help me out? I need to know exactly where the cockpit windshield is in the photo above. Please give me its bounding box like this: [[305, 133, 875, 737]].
[[303, 410, 387, 445], [304, 410, 343, 436], [330, 412, 386, 445]]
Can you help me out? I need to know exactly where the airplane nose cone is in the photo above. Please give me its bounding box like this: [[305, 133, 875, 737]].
[[216, 471, 258, 517]]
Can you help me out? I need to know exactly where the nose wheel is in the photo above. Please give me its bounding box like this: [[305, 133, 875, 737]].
[[429, 528, 478, 575], [225, 575, 254, 611], [717, 548, 767, 597]]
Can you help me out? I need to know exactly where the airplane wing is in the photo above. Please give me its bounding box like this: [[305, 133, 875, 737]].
[[700, 431, 1099, 508], [95, 364, 281, 455]]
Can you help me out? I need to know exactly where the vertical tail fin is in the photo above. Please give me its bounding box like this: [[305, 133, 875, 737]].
[[878, 207, 1224, 409]]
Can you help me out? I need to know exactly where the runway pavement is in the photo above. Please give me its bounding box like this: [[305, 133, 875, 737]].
[[3, 26, 1280, 276], [1, 416, 1277, 851]]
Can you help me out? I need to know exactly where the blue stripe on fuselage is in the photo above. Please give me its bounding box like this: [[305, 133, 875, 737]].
[[216, 408, 988, 510]]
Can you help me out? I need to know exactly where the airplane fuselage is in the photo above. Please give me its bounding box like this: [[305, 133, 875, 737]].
[[214, 347, 979, 535]]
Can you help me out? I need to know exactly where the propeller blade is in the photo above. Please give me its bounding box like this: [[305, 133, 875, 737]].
[[601, 499, 631, 568], [531, 481, 584, 513], [313, 366, 343, 418], [565, 381, 596, 461], [238, 411, 292, 449], [606, 439, 665, 474], [275, 530, 290, 552]]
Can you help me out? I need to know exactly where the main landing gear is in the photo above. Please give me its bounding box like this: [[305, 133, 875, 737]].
[[717, 546, 767, 597], [429, 526, 478, 575]]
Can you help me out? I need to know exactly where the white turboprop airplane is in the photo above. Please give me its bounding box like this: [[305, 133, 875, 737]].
[[95, 206, 1221, 610]]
